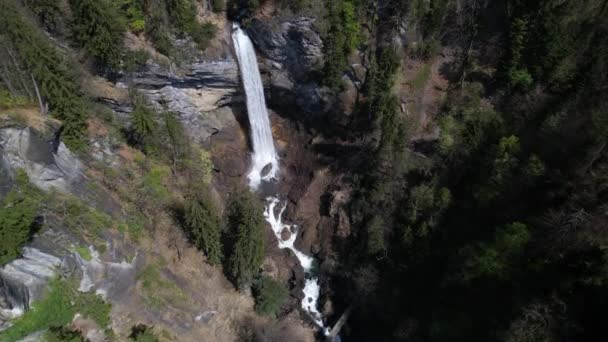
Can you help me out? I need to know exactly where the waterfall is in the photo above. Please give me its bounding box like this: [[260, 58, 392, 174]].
[[232, 25, 328, 335], [231, 24, 279, 189]]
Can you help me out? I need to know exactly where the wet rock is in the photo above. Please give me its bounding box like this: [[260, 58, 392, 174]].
[[280, 227, 292, 241], [261, 162, 273, 178]]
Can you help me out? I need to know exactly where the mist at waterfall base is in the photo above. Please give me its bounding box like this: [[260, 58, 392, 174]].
[[232, 24, 329, 336]]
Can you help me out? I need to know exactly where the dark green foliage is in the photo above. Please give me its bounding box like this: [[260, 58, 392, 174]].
[[129, 324, 159, 342], [399, 182, 451, 247], [224, 190, 265, 288], [44, 326, 84, 342], [0, 172, 40, 266], [461, 222, 530, 281], [0, 0, 88, 150], [322, 0, 361, 89], [252, 275, 288, 317], [365, 216, 385, 256], [68, 0, 126, 68], [117, 0, 146, 33], [166, 0, 217, 50], [24, 0, 64, 33], [185, 192, 223, 265], [128, 90, 158, 152], [123, 49, 151, 72], [143, 0, 173, 56], [227, 0, 260, 19], [212, 0, 225, 13], [162, 109, 189, 171]]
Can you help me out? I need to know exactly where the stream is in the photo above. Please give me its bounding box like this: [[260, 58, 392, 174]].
[[231, 24, 329, 335]]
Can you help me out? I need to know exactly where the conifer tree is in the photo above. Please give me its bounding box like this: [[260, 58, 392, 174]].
[[129, 90, 157, 153], [0, 0, 87, 150], [185, 193, 223, 265], [225, 190, 265, 288], [68, 0, 125, 68]]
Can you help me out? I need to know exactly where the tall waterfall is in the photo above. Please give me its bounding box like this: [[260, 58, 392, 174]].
[[231, 24, 279, 188], [232, 25, 328, 335]]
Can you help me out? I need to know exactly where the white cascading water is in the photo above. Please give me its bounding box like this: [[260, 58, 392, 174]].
[[231, 24, 279, 188], [232, 24, 328, 335]]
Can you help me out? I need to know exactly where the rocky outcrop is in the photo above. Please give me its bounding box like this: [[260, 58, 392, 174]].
[[0, 126, 84, 193], [122, 60, 242, 144], [246, 18, 323, 82], [0, 226, 141, 332]]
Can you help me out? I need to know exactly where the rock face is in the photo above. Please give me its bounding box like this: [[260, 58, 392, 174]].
[[246, 18, 323, 82], [125, 60, 241, 144], [245, 17, 334, 119], [0, 127, 84, 193], [0, 226, 141, 332]]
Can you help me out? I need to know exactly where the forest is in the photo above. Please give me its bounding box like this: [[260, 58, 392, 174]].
[[0, 0, 607, 341]]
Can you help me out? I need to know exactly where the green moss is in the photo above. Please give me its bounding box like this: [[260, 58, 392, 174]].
[[0, 278, 110, 341]]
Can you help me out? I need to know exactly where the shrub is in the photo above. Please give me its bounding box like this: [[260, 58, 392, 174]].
[[0, 172, 40, 266], [253, 276, 288, 317], [212, 0, 225, 13], [123, 49, 151, 72], [0, 89, 30, 109], [130, 324, 159, 341]]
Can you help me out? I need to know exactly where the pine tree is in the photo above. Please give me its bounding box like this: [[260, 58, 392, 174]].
[[68, 0, 125, 68], [0, 172, 40, 265], [225, 190, 265, 288], [185, 193, 223, 265], [0, 0, 87, 150], [129, 90, 157, 152]]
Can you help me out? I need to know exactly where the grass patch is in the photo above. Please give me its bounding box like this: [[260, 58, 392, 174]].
[[137, 264, 186, 310], [409, 63, 432, 91], [73, 246, 93, 261], [47, 193, 113, 241], [0, 277, 110, 341]]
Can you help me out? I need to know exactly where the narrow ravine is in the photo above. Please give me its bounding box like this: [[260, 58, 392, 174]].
[[231, 24, 329, 335]]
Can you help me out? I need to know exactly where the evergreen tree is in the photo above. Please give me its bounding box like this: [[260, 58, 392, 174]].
[[68, 0, 125, 68], [0, 0, 87, 150], [225, 190, 265, 288], [185, 193, 223, 265], [0, 172, 40, 265], [128, 90, 157, 153], [162, 110, 189, 172], [252, 275, 288, 317]]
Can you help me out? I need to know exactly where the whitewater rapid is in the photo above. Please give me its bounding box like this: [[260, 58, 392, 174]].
[[231, 24, 279, 188], [232, 24, 328, 334]]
